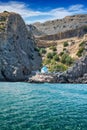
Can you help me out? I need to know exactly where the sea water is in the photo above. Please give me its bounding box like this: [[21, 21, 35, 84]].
[[0, 83, 87, 130]]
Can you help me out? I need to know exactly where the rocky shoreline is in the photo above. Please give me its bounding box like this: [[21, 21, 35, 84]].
[[28, 55, 87, 83], [28, 73, 57, 83], [28, 72, 87, 84], [0, 12, 87, 83]]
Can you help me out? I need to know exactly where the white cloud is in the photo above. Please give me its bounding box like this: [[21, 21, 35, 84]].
[[0, 1, 87, 23], [69, 4, 84, 11], [49, 8, 71, 19], [0, 1, 43, 17]]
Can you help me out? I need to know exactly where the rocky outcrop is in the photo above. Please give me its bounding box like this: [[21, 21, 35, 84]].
[[28, 73, 57, 83], [37, 26, 87, 41], [33, 14, 87, 36], [57, 55, 87, 83], [27, 14, 87, 41], [0, 12, 41, 81], [27, 24, 45, 36], [28, 55, 87, 83]]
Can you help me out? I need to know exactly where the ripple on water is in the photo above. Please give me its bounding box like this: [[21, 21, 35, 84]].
[[0, 83, 87, 130]]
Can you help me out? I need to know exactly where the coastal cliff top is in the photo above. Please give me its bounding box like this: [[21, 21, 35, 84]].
[[0, 11, 18, 19], [0, 11, 20, 32]]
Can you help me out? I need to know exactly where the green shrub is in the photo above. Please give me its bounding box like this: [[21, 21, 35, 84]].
[[76, 47, 84, 57], [0, 25, 5, 31], [61, 53, 74, 65], [59, 51, 64, 56], [39, 48, 46, 54], [49, 46, 57, 51], [52, 52, 57, 56], [47, 52, 58, 59], [47, 52, 53, 59], [43, 58, 51, 65], [34, 47, 40, 52], [63, 42, 69, 47], [49, 63, 68, 72], [50, 59, 56, 65], [3, 11, 9, 13], [79, 42, 85, 47], [63, 48, 67, 51], [53, 55, 60, 61], [34, 47, 46, 55]]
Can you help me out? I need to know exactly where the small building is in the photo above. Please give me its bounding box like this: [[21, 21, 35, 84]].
[[41, 66, 48, 73]]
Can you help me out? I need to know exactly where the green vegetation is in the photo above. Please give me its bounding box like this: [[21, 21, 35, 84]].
[[76, 41, 85, 57], [49, 46, 57, 51], [47, 52, 54, 59], [59, 51, 64, 56], [76, 47, 84, 57], [61, 53, 74, 65], [3, 11, 9, 13], [53, 54, 60, 61], [34, 47, 40, 52], [39, 48, 46, 54], [52, 52, 57, 56], [63, 42, 69, 47], [47, 52, 59, 60], [49, 63, 68, 72], [43, 58, 51, 65], [63, 48, 67, 51], [42, 50, 73, 72], [0, 24, 5, 31], [36, 45, 75, 72], [79, 41, 85, 47], [34, 47, 46, 56]]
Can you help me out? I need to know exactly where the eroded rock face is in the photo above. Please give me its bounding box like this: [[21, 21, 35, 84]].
[[0, 12, 41, 81], [57, 55, 87, 83], [27, 14, 87, 39], [38, 27, 87, 41]]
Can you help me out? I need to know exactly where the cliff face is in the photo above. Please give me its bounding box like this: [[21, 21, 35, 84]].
[[27, 24, 45, 36], [38, 26, 87, 41], [33, 14, 87, 35], [57, 55, 87, 83], [27, 14, 87, 40], [0, 12, 41, 81]]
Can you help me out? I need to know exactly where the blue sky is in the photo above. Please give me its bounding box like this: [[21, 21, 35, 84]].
[[0, 0, 87, 23]]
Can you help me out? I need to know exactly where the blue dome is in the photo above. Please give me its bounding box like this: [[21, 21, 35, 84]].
[[41, 66, 48, 73]]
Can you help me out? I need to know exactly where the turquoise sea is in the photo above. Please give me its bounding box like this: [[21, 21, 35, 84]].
[[0, 83, 87, 130]]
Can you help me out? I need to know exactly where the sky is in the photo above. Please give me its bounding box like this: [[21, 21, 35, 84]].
[[0, 0, 87, 23]]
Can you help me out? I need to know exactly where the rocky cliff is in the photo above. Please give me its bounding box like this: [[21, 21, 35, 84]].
[[0, 11, 41, 81], [27, 14, 87, 40], [27, 24, 45, 36], [33, 14, 87, 35], [57, 55, 87, 83], [37, 26, 87, 41]]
